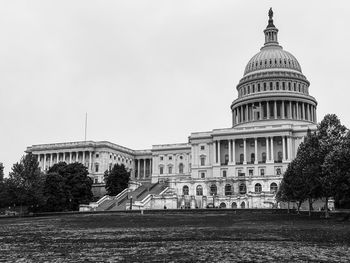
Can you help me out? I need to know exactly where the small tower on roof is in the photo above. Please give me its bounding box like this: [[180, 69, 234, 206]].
[[263, 8, 279, 48]]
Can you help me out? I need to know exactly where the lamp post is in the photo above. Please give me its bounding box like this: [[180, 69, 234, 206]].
[[129, 195, 133, 210]]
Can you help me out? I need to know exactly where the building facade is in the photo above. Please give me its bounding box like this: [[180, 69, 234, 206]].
[[27, 10, 318, 209]]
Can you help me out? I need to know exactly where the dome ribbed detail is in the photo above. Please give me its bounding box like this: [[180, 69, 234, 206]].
[[244, 47, 302, 76]]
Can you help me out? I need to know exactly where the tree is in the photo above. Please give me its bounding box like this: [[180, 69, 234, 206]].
[[0, 163, 4, 182], [104, 164, 130, 196], [45, 162, 93, 211], [7, 153, 45, 212], [317, 114, 347, 218]]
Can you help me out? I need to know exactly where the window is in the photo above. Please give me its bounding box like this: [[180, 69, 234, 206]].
[[200, 156, 205, 166], [196, 185, 203, 196], [96, 154, 99, 158], [250, 153, 255, 163], [210, 184, 217, 196], [179, 155, 183, 160], [277, 151, 283, 162], [260, 168, 265, 176], [224, 154, 229, 165], [262, 152, 266, 163], [159, 166, 164, 175], [160, 156, 164, 161], [225, 184, 232, 196], [110, 154, 112, 159], [241, 202, 246, 209], [270, 183, 278, 193], [179, 163, 184, 174], [239, 183, 246, 194], [200, 172, 205, 178], [231, 202, 237, 209], [200, 145, 205, 150], [183, 185, 189, 195], [95, 163, 99, 173], [276, 168, 281, 175], [239, 154, 244, 164], [248, 169, 253, 176], [223, 170, 227, 177], [169, 156, 172, 160], [168, 166, 172, 174], [255, 183, 262, 193], [94, 178, 98, 184]]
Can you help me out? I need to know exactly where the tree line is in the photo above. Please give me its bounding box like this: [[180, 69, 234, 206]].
[[277, 114, 350, 217], [0, 153, 130, 213]]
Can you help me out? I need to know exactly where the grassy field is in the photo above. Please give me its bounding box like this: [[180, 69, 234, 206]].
[[0, 211, 349, 262]]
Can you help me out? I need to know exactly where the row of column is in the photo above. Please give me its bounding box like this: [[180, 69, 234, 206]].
[[37, 151, 93, 171], [232, 100, 316, 125], [135, 158, 152, 179], [213, 136, 292, 165]]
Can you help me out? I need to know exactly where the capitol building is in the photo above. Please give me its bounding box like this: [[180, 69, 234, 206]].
[[26, 10, 318, 210]]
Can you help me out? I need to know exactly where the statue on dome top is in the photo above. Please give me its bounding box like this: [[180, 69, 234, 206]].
[[268, 8, 273, 20]]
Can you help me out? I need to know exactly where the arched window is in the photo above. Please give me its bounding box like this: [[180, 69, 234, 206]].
[[270, 183, 278, 193], [159, 166, 164, 175], [262, 152, 266, 163], [239, 154, 244, 164], [183, 185, 189, 195], [277, 151, 283, 162], [200, 156, 206, 166], [239, 183, 246, 194], [241, 202, 246, 209], [255, 183, 262, 193], [224, 154, 229, 165], [231, 202, 237, 209], [168, 165, 173, 174], [179, 163, 184, 174], [220, 202, 226, 208], [250, 153, 255, 164], [196, 185, 203, 196], [210, 184, 217, 196], [225, 184, 232, 196]]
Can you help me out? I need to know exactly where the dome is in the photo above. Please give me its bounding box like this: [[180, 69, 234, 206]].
[[244, 47, 302, 76]]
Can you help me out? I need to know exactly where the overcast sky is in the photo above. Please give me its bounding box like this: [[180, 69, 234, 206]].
[[1, 1, 350, 175]]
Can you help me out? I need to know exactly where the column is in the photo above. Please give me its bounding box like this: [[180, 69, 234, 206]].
[[232, 110, 235, 126], [259, 102, 262, 120], [69, 152, 72, 163], [314, 106, 317, 122], [150, 159, 152, 175], [267, 101, 270, 119], [43, 154, 46, 171], [288, 101, 292, 119], [270, 137, 274, 162], [137, 159, 140, 178], [243, 139, 247, 164], [282, 101, 285, 119], [302, 102, 305, 120], [82, 151, 85, 165], [308, 104, 311, 121], [50, 154, 53, 167], [282, 136, 286, 161], [287, 136, 292, 160], [228, 139, 232, 164], [240, 106, 243, 123], [89, 151, 92, 171], [266, 137, 270, 162], [245, 105, 248, 122], [274, 101, 277, 119], [213, 141, 217, 164], [217, 140, 221, 165], [143, 159, 146, 178], [296, 102, 299, 120], [232, 139, 236, 164], [254, 138, 258, 164]]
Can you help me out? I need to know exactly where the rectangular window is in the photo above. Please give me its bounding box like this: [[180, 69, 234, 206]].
[[160, 167, 163, 175], [200, 145, 205, 150], [249, 169, 253, 176], [168, 166, 172, 174], [201, 172, 205, 178], [169, 156, 172, 160], [95, 164, 99, 173], [260, 169, 265, 176], [200, 157, 205, 166], [160, 156, 163, 161]]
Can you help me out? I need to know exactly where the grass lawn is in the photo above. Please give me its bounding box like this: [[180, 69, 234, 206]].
[[0, 211, 349, 262]]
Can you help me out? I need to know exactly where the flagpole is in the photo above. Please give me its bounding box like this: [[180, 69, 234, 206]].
[[84, 112, 87, 142]]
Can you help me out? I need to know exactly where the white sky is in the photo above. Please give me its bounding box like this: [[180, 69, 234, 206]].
[[1, 1, 350, 175]]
